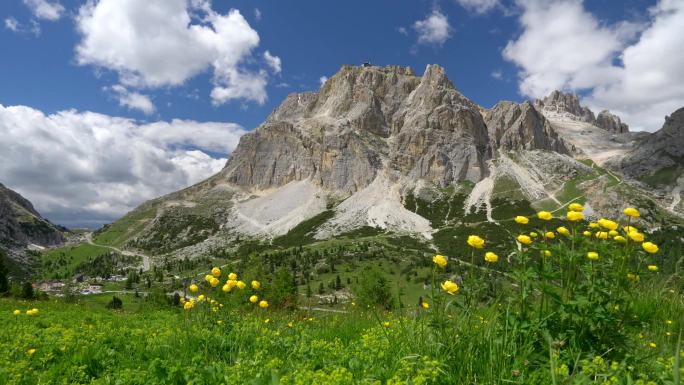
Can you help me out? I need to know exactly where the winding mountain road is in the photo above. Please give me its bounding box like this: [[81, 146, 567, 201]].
[[85, 233, 151, 272]]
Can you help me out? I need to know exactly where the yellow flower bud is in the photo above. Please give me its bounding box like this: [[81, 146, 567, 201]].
[[623, 207, 640, 218], [642, 242, 659, 254], [537, 211, 552, 220], [514, 216, 529, 224], [517, 235, 532, 245], [432, 254, 448, 268], [484, 252, 498, 263], [587, 252, 599, 261]]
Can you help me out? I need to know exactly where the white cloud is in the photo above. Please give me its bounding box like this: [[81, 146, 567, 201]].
[[397, 26, 408, 35], [4, 17, 40, 35], [0, 103, 247, 227], [264, 51, 282, 74], [108, 85, 155, 115], [455, 0, 500, 14], [23, 0, 65, 21], [4, 18, 19, 32], [319, 76, 328, 87], [413, 11, 452, 46], [503, 0, 684, 131], [491, 70, 503, 80], [254, 8, 262, 21], [75, 0, 272, 105]]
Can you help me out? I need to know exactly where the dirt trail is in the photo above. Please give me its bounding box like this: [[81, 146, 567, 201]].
[[85, 233, 151, 272]]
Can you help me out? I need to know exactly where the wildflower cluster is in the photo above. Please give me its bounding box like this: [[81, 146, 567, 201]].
[[181, 267, 269, 314]]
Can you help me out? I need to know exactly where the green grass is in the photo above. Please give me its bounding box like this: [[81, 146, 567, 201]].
[[40, 243, 113, 279], [642, 165, 683, 187], [93, 205, 158, 247]]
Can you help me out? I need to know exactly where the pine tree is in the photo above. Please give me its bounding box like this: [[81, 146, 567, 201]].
[[0, 250, 8, 293]]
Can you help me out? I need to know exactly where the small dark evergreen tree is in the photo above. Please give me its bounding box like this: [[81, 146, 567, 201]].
[[21, 281, 34, 299], [106, 295, 123, 309], [0, 250, 9, 293]]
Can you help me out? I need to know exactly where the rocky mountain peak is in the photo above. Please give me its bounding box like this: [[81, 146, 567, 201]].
[[0, 183, 64, 250], [535, 90, 630, 134], [596, 110, 629, 133], [535, 90, 595, 123]]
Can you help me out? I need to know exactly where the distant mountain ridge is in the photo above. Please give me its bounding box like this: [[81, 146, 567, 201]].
[[0, 183, 65, 268], [91, 64, 683, 258]]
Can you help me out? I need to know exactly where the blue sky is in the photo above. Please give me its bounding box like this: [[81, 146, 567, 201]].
[[1, 0, 682, 227]]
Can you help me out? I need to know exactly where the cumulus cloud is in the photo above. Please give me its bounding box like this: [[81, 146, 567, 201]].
[[75, 0, 272, 105], [23, 0, 65, 21], [0, 104, 247, 228], [455, 0, 500, 14], [263, 51, 282, 74], [108, 85, 155, 115], [413, 11, 452, 46], [504, 0, 684, 131]]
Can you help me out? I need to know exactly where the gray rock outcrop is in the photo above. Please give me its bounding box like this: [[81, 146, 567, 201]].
[[484, 100, 568, 153], [596, 110, 629, 133], [0, 183, 64, 250]]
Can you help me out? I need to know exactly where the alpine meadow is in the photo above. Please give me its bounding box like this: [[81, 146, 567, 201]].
[[1, 0, 684, 384]]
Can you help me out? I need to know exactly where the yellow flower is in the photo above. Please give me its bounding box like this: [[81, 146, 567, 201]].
[[567, 211, 584, 222], [421, 302, 430, 309], [198, 295, 205, 302], [626, 273, 640, 282], [544, 231, 555, 239], [249, 295, 258, 303], [614, 235, 627, 243], [383, 321, 390, 328], [441, 280, 459, 295], [211, 267, 221, 277], [537, 211, 552, 220], [608, 230, 618, 237], [514, 216, 529, 224], [642, 242, 659, 254], [251, 280, 261, 290], [624, 225, 638, 233], [189, 284, 198, 293], [236, 281, 246, 289], [228, 272, 238, 280], [183, 301, 194, 310], [484, 252, 498, 263], [517, 235, 532, 245], [595, 231, 609, 239], [598, 218, 618, 231], [13, 309, 21, 316], [623, 207, 640, 218], [589, 222, 599, 229], [204, 274, 213, 283], [432, 254, 448, 268], [587, 252, 599, 261], [628, 231, 644, 242], [557, 226, 570, 236], [647, 265, 658, 272], [259, 300, 269, 309], [222, 284, 231, 293], [27, 348, 36, 356], [543, 250, 552, 257], [666, 320, 673, 325], [583, 230, 592, 236], [467, 235, 485, 249], [648, 342, 656, 349], [288, 321, 294, 328], [568, 203, 584, 212], [217, 320, 223, 325], [209, 277, 219, 288]]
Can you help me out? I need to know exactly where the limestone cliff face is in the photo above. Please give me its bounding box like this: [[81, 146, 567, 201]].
[[0, 183, 64, 250], [616, 107, 684, 179], [596, 110, 629, 134], [221, 64, 492, 193], [484, 101, 568, 154], [534, 91, 629, 134]]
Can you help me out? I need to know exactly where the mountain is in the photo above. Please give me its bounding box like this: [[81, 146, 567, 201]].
[[610, 107, 684, 212], [0, 183, 65, 268], [92, 64, 683, 258]]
